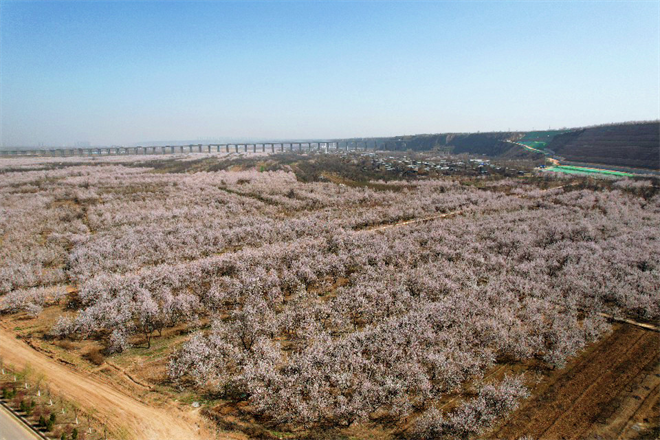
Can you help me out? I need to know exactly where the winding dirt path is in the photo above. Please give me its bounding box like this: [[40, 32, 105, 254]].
[[0, 326, 211, 440]]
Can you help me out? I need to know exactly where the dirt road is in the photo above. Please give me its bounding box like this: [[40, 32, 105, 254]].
[[0, 326, 210, 440], [491, 324, 660, 439]]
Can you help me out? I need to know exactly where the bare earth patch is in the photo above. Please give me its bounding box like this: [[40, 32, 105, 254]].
[[490, 324, 660, 440]]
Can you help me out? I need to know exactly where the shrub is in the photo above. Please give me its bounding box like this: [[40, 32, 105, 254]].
[[83, 347, 105, 366], [2, 386, 16, 399]]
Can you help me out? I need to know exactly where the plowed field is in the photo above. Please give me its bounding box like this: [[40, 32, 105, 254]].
[[491, 324, 660, 439]]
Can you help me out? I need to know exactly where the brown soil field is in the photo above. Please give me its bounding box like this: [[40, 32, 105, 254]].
[[490, 324, 660, 440]]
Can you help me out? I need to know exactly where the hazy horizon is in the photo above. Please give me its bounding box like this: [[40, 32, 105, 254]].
[[1, 1, 659, 147], [2, 119, 660, 150]]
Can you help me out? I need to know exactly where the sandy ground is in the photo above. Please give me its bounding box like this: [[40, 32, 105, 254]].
[[0, 325, 214, 440], [491, 324, 660, 440]]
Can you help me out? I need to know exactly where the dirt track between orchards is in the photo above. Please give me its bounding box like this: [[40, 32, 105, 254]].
[[367, 210, 463, 232], [0, 325, 212, 440], [491, 324, 660, 439]]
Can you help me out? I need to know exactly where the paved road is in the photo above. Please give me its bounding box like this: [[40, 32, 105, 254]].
[[0, 404, 41, 440]]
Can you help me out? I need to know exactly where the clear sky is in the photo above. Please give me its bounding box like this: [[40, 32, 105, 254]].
[[1, 1, 658, 147]]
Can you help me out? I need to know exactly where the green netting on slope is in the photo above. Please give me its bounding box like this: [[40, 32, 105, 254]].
[[519, 130, 572, 151], [521, 130, 572, 142]]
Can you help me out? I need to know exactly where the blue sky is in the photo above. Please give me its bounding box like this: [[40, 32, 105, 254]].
[[1, 1, 658, 146]]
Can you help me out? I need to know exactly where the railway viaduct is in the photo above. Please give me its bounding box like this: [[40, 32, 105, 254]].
[[0, 140, 408, 157]]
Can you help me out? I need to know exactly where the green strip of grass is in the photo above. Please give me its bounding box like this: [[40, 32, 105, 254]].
[[545, 165, 633, 177]]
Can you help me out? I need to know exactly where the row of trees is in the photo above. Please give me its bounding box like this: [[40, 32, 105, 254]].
[[412, 375, 530, 439], [2, 157, 658, 434]]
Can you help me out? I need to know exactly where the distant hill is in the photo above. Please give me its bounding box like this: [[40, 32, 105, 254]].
[[373, 132, 524, 155], [371, 122, 659, 170], [546, 122, 659, 170]]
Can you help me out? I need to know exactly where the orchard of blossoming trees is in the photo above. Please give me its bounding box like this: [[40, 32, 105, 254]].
[[0, 153, 658, 437]]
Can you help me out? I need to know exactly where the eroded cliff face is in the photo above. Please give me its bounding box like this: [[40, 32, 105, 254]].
[[374, 131, 523, 154]]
